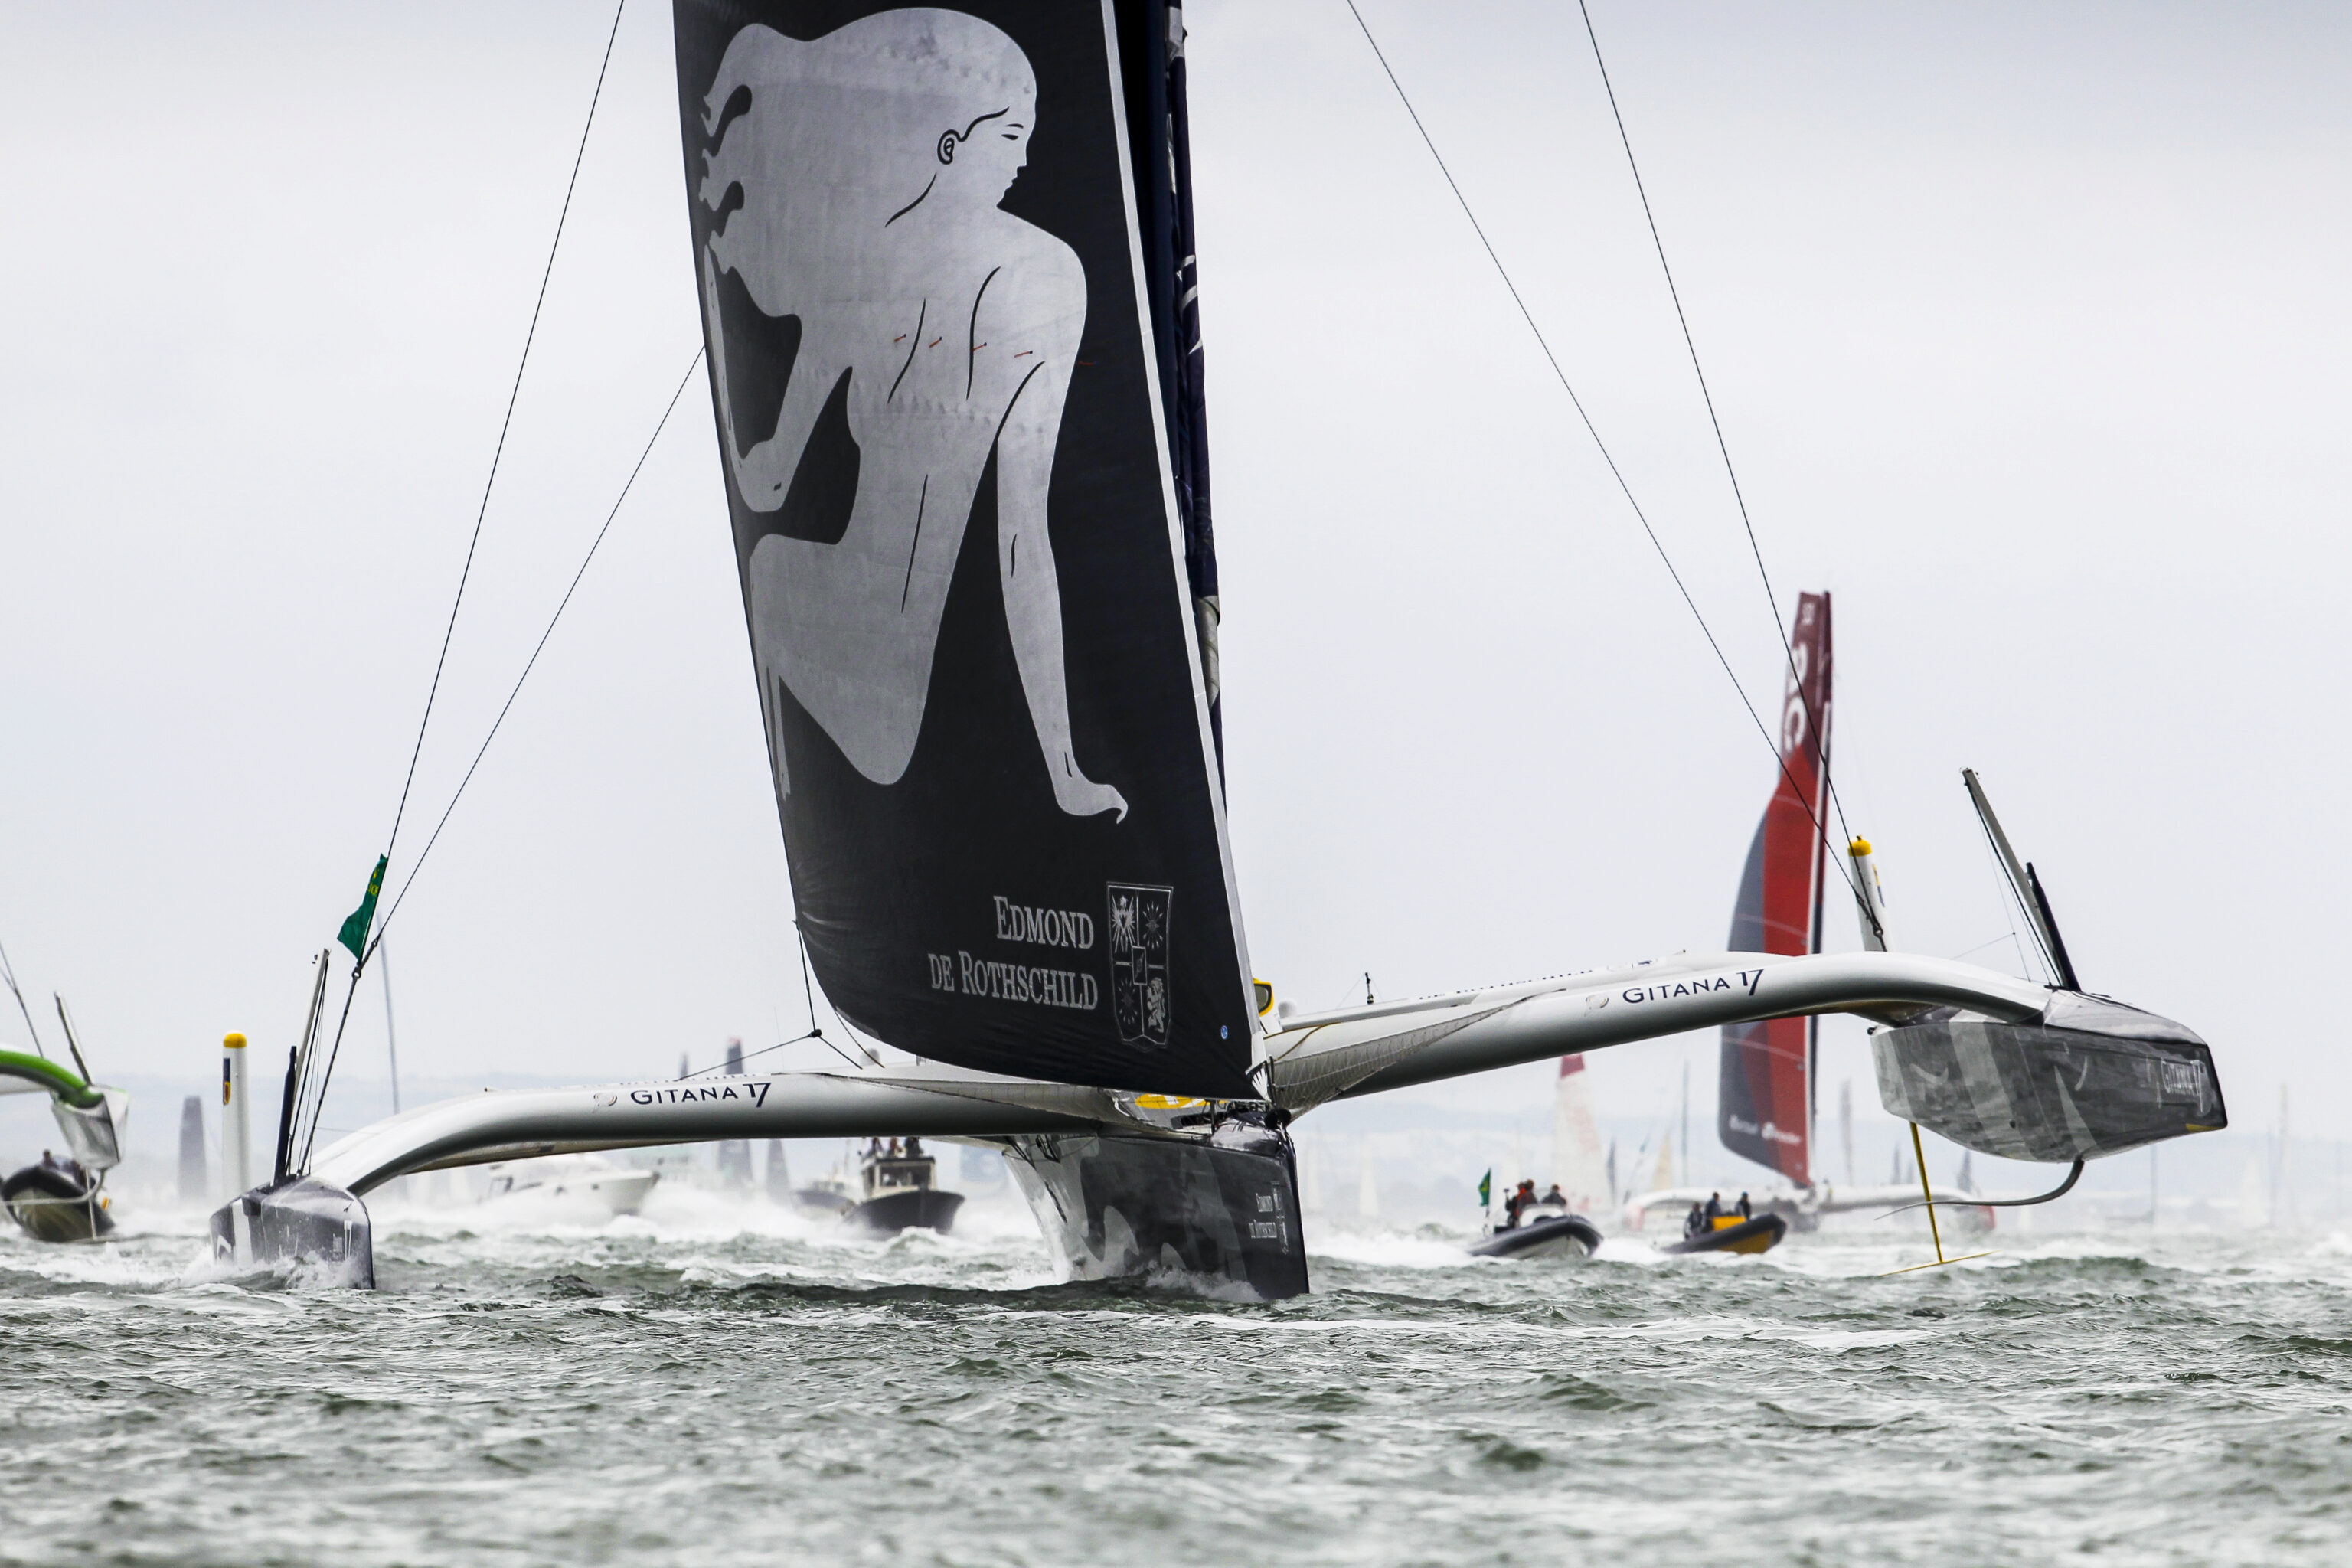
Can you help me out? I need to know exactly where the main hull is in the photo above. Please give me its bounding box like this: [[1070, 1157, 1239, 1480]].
[[1004, 1119, 1308, 1300]]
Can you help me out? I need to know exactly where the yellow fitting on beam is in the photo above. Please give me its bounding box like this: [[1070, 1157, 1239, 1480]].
[[223, 1032, 246, 1049], [1848, 837, 1873, 857]]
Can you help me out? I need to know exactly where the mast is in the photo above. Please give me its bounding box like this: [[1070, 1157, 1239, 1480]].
[[1678, 1060, 1688, 1189], [1805, 599, 1831, 1166], [1838, 1079, 1854, 1185], [380, 939, 400, 1116]]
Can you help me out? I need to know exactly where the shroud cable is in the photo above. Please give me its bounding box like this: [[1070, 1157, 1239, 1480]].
[[296, 341, 701, 1171], [1573, 0, 1864, 897], [1341, 0, 1864, 909]]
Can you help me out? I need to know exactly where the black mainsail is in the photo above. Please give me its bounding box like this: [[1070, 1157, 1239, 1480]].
[[673, 1, 1252, 1096]]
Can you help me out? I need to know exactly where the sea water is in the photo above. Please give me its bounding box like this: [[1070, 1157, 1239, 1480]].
[[2, 1191, 2347, 1566]]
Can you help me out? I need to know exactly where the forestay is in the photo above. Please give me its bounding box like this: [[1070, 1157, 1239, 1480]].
[[672, 0, 1252, 1097]]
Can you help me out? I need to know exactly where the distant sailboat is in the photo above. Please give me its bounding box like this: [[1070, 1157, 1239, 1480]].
[[1627, 604, 2018, 1241], [1631, 591, 1830, 1252], [0, 975, 127, 1243], [1717, 593, 1834, 1196], [217, 0, 2230, 1295], [1552, 1055, 1609, 1217], [178, 1095, 207, 1206]]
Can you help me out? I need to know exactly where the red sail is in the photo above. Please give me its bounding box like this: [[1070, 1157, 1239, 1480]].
[[1717, 593, 1832, 1185]]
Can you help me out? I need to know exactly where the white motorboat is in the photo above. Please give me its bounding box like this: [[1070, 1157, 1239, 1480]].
[[477, 1154, 657, 1220]]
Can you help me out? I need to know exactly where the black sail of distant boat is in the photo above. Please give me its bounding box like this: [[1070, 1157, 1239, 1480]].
[[672, 0, 1253, 1096], [1717, 593, 1831, 1184]]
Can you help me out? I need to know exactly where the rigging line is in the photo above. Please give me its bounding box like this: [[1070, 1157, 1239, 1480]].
[[1573, 0, 1866, 889], [674, 1028, 849, 1077], [1341, 0, 1851, 882], [296, 965, 368, 1174], [812, 1032, 867, 1073], [796, 920, 818, 1028], [0, 936, 47, 1057], [835, 1012, 887, 1070], [1972, 805, 2050, 985], [301, 338, 693, 1143], [791, 923, 862, 1069], [380, 0, 629, 872], [1946, 931, 2026, 965], [367, 345, 706, 953], [795, 919, 879, 1068]]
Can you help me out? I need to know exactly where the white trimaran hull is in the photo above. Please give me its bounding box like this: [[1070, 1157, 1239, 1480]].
[[218, 948, 2088, 1291]]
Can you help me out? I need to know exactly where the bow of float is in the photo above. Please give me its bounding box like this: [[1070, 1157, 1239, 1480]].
[[206, 1066, 1113, 1284]]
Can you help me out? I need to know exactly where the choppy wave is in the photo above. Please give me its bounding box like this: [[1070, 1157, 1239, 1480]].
[[2, 1196, 2347, 1566]]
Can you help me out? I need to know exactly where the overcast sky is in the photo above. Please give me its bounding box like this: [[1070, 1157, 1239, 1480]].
[[1, 2, 2344, 1166]]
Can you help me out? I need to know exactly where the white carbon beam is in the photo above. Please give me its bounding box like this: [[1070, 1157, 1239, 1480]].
[[306, 1068, 1119, 1197], [297, 949, 2051, 1196], [1262, 950, 2050, 1106]]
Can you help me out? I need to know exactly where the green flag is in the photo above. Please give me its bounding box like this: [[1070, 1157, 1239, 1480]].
[[338, 856, 387, 962], [1478, 1168, 1492, 1207]]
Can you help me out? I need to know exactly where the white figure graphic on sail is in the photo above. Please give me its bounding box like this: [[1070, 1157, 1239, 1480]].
[[697, 9, 1125, 820]]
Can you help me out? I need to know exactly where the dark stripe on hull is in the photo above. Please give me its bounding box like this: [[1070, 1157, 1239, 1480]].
[[844, 1188, 965, 1235], [1469, 1214, 1601, 1259], [1004, 1120, 1308, 1300]]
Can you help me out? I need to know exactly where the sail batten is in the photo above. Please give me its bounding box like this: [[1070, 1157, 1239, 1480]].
[[675, 0, 1253, 1098], [1717, 593, 1832, 1185]]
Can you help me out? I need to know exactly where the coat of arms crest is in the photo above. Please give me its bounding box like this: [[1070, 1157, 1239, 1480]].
[[1106, 883, 1173, 1049]]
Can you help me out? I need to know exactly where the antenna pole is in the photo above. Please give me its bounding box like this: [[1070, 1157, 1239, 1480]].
[[52, 995, 93, 1083], [381, 940, 401, 1116], [2024, 865, 2082, 991], [276, 951, 334, 1184], [0, 939, 46, 1058], [1961, 769, 2061, 980]]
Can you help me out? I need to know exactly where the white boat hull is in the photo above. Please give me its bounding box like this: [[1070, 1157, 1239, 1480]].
[[479, 1158, 658, 1220]]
